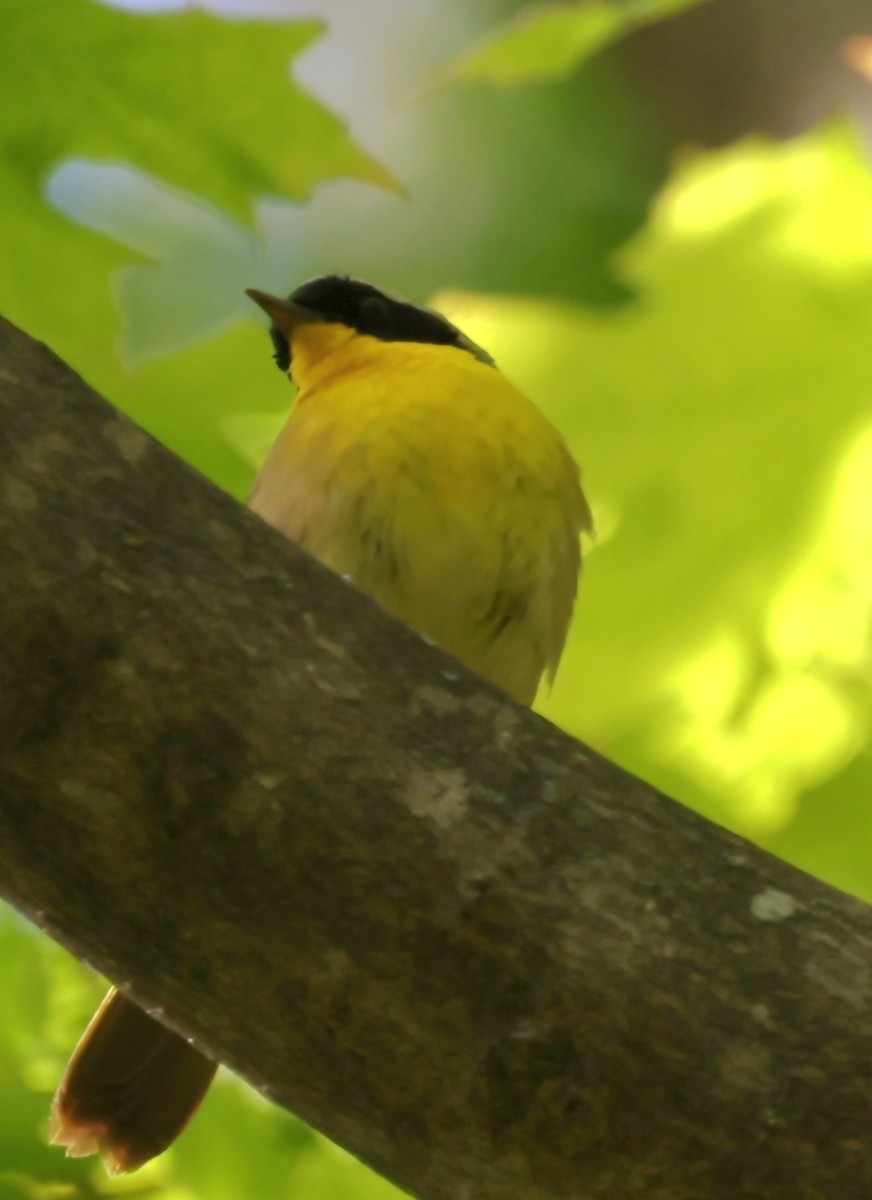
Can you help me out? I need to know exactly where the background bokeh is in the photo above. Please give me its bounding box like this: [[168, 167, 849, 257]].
[[4, 0, 872, 1196]]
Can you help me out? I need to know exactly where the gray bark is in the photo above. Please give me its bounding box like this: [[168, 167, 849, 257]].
[[1, 314, 871, 1200]]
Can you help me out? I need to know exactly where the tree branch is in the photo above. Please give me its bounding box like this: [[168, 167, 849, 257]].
[[1, 314, 871, 1200]]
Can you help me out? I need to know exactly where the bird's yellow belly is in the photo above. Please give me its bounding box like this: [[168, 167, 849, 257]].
[[249, 364, 582, 705]]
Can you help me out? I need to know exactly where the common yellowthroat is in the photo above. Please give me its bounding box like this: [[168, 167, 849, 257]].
[[50, 276, 591, 1173]]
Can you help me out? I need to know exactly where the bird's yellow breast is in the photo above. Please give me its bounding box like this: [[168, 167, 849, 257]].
[[249, 329, 589, 706]]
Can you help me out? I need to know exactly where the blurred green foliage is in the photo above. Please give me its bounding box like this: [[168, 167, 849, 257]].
[[449, 0, 714, 85], [4, 0, 872, 1197], [491, 122, 872, 853]]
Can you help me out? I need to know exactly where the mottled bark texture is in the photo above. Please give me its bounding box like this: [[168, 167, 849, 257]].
[[1, 314, 871, 1200]]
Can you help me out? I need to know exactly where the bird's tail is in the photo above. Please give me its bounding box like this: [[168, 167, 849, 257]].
[[50, 987, 217, 1174]]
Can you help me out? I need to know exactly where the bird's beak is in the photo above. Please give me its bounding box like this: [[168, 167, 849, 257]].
[[245, 289, 320, 337]]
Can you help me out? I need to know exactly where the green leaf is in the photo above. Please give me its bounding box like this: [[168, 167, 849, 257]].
[[0, 0, 396, 376], [1, 0, 394, 219], [449, 0, 714, 86]]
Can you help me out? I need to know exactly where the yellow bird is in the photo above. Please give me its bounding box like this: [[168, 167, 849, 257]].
[[50, 276, 592, 1173]]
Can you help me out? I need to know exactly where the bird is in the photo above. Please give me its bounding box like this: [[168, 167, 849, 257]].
[[49, 275, 592, 1174]]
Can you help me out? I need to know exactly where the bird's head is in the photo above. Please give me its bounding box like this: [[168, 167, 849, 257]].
[[246, 275, 494, 385]]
